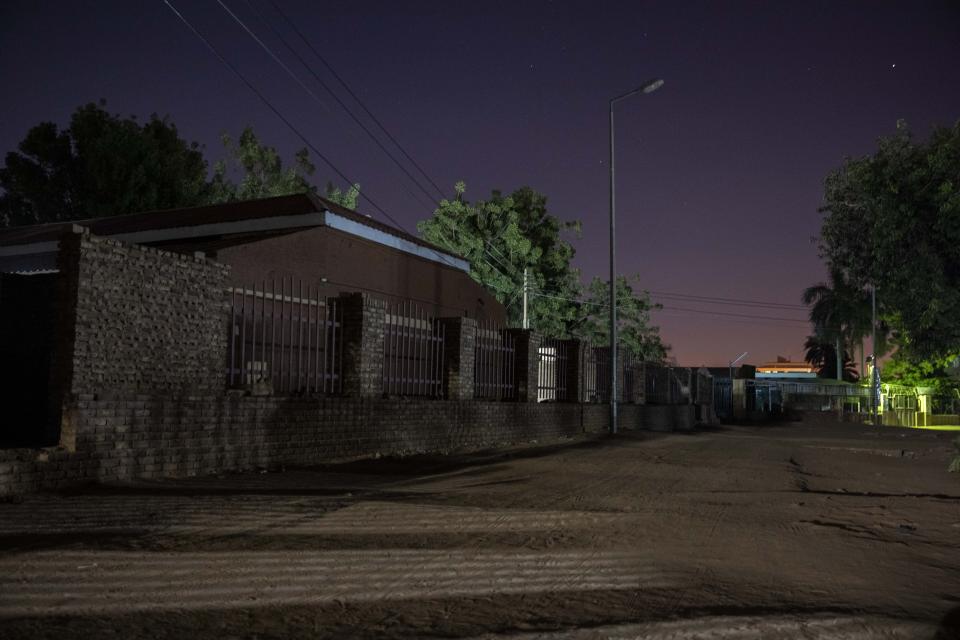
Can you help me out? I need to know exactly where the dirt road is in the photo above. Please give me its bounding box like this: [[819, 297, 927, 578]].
[[1, 421, 958, 638]]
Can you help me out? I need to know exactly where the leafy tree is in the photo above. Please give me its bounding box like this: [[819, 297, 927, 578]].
[[418, 183, 667, 359], [418, 183, 582, 336], [803, 334, 859, 382], [575, 275, 668, 362], [209, 127, 317, 203], [882, 351, 960, 394], [0, 101, 210, 226], [324, 181, 361, 210], [819, 120, 960, 361]]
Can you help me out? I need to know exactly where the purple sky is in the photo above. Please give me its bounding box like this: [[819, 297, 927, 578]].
[[2, 0, 958, 366]]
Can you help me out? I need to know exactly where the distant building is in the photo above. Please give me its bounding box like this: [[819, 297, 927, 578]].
[[756, 357, 816, 380]]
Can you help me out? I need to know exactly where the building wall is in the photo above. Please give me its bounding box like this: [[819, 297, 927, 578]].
[[215, 227, 505, 322], [60, 230, 230, 397], [0, 396, 695, 496]]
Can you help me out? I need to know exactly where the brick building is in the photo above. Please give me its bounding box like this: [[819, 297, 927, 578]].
[[0, 195, 505, 448], [0, 193, 505, 321]]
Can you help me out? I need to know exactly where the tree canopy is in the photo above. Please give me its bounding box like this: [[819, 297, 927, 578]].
[[0, 101, 210, 226], [0, 103, 351, 227], [418, 183, 667, 359], [324, 181, 361, 210], [209, 127, 317, 203], [576, 275, 668, 362], [819, 121, 960, 361], [418, 183, 582, 336]]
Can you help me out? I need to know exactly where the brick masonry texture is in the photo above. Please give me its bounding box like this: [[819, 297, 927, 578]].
[[439, 317, 476, 400], [0, 230, 709, 496], [339, 292, 385, 397], [60, 230, 230, 397], [0, 397, 695, 496]]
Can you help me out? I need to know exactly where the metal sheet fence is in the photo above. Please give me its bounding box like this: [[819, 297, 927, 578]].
[[383, 301, 445, 397], [474, 323, 516, 400], [645, 363, 685, 405], [227, 279, 342, 395], [537, 339, 568, 402], [693, 371, 713, 405], [581, 347, 694, 405]]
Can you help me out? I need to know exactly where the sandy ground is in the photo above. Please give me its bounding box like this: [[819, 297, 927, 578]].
[[0, 421, 958, 639]]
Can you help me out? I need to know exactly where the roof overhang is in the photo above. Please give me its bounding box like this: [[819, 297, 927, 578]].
[[0, 205, 469, 274]]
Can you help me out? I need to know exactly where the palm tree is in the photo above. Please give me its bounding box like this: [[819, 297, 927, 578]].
[[802, 268, 881, 381], [803, 334, 860, 382]]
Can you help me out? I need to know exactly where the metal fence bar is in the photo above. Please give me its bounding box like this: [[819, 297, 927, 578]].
[[226, 280, 340, 396], [383, 300, 444, 398]]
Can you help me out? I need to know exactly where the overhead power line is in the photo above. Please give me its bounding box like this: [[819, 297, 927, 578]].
[[647, 290, 807, 310], [655, 305, 809, 324], [210, 1, 525, 287], [162, 0, 464, 271], [265, 0, 447, 200], [227, 0, 441, 211]]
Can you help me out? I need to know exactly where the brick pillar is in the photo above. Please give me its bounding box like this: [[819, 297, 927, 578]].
[[337, 292, 386, 397], [562, 339, 584, 402], [438, 317, 476, 400], [507, 329, 540, 402]]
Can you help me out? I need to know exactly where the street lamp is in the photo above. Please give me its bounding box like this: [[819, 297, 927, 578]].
[[729, 351, 748, 383], [609, 77, 664, 435]]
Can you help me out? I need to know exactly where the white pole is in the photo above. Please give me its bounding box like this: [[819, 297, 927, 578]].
[[522, 268, 529, 329]]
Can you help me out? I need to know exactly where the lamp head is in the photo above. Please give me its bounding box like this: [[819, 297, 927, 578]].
[[642, 78, 665, 94]]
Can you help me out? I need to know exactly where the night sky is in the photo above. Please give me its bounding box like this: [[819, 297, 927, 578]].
[[2, 1, 958, 366]]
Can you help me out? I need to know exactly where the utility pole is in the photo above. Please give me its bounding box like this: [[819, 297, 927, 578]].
[[522, 268, 529, 329]]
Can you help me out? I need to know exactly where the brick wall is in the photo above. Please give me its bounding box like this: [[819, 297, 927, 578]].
[[0, 395, 694, 496], [60, 229, 230, 397], [0, 230, 709, 496]]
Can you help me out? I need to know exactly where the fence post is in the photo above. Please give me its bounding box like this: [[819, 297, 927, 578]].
[[506, 329, 540, 402], [337, 291, 385, 397], [437, 317, 476, 400]]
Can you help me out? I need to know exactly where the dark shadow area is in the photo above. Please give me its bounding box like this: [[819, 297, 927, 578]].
[[0, 586, 936, 640], [934, 605, 960, 640], [307, 426, 718, 480], [307, 433, 619, 477], [0, 527, 585, 556], [56, 483, 437, 500], [0, 272, 61, 448]]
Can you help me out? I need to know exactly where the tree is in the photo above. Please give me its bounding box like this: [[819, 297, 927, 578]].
[[882, 351, 960, 394], [208, 127, 317, 203], [324, 182, 361, 210], [0, 101, 210, 226], [575, 275, 668, 362], [802, 268, 883, 380], [418, 183, 667, 359], [819, 120, 960, 361], [803, 334, 859, 382], [418, 183, 582, 336]]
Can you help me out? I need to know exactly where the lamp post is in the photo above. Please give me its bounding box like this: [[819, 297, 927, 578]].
[[609, 77, 664, 435], [729, 351, 748, 383]]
